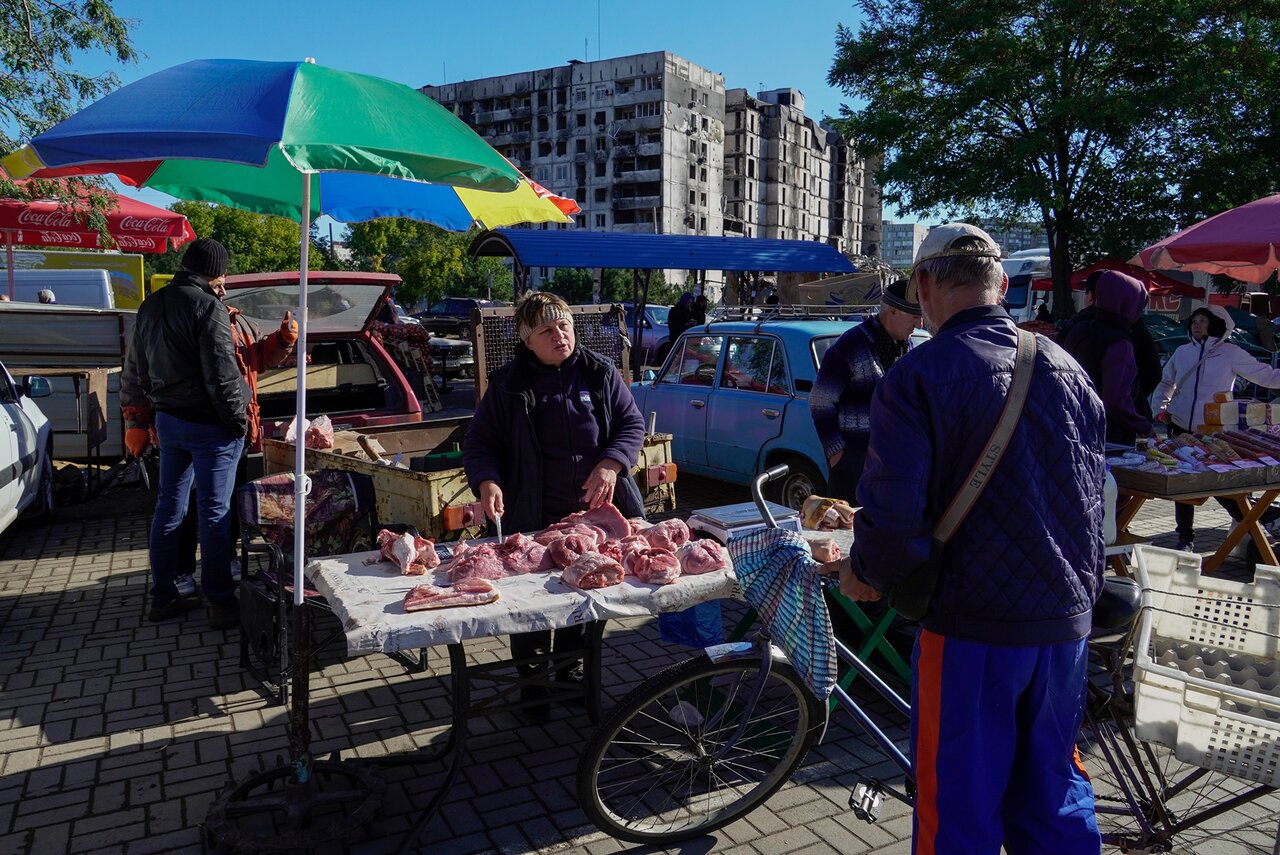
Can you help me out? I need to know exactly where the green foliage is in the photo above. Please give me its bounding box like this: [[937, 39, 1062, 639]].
[[541, 267, 680, 306], [344, 219, 512, 309], [0, 0, 138, 231], [828, 1, 1280, 316], [144, 202, 323, 279]]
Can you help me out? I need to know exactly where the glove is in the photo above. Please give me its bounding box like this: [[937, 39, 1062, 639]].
[[280, 311, 298, 345], [125, 427, 152, 458], [1155, 411, 1169, 424]]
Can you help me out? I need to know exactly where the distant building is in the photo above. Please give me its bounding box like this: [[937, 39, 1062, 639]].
[[979, 221, 1047, 255], [883, 221, 930, 269], [422, 51, 883, 298]]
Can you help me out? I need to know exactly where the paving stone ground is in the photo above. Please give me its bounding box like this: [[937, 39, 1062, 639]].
[[1, 471, 1277, 855]]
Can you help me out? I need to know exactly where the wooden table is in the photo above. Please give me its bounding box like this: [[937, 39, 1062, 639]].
[[1116, 482, 1280, 574]]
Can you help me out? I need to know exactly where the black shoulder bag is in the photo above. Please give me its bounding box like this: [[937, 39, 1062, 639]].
[[889, 329, 1037, 621]]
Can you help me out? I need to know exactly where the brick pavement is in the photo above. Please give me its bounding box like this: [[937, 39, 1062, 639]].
[[0, 474, 1274, 854]]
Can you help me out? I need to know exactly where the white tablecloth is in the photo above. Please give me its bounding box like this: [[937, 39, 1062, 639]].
[[306, 548, 739, 655]]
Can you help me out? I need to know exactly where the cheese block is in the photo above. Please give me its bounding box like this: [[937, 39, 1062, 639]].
[[1203, 401, 1266, 425], [1269, 403, 1280, 425], [1213, 391, 1234, 403]]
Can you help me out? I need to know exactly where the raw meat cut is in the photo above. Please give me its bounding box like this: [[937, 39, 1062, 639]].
[[561, 552, 625, 589], [628, 518, 650, 535], [643, 519, 691, 552], [549, 531, 598, 569], [404, 578, 499, 611], [598, 539, 626, 562], [560, 503, 630, 541], [625, 548, 681, 585], [448, 541, 509, 582], [533, 522, 607, 547], [809, 537, 841, 563], [371, 529, 440, 575], [677, 539, 729, 575], [494, 532, 552, 574]]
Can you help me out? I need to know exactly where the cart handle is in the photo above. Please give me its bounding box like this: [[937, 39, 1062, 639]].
[[751, 464, 790, 529]]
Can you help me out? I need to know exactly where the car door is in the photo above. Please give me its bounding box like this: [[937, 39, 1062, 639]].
[[645, 333, 723, 469], [704, 335, 790, 480], [0, 367, 27, 527]]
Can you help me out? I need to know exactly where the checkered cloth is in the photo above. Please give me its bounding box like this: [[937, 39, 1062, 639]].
[[728, 527, 836, 699]]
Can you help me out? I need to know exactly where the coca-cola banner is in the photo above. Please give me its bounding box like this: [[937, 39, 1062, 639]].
[[0, 184, 194, 254]]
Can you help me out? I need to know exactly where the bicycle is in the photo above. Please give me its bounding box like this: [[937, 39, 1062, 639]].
[[575, 465, 1280, 851]]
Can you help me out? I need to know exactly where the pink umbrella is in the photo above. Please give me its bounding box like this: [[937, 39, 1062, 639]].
[[1134, 193, 1280, 284]]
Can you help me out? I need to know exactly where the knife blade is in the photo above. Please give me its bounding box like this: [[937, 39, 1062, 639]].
[[495, 512, 503, 543]]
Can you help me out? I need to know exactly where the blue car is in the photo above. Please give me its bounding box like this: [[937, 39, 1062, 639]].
[[631, 317, 928, 509]]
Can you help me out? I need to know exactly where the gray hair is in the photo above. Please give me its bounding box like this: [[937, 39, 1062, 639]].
[[916, 237, 1004, 299]]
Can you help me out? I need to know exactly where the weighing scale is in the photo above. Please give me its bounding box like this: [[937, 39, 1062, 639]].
[[687, 500, 803, 544]]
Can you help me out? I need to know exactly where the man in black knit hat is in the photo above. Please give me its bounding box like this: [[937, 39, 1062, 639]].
[[121, 238, 248, 629]]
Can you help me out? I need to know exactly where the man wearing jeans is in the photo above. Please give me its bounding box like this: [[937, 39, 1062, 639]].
[[121, 238, 248, 629], [829, 223, 1107, 854]]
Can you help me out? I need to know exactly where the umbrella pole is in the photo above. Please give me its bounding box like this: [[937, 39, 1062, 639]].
[[5, 230, 13, 300], [290, 172, 313, 783]]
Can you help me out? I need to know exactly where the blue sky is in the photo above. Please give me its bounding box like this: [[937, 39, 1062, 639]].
[[82, 0, 869, 225]]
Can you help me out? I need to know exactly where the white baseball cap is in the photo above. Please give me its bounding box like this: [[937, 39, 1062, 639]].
[[913, 222, 1002, 267]]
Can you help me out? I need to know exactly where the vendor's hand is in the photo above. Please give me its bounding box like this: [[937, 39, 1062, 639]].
[[478, 480, 504, 523], [1155, 411, 1169, 424], [838, 559, 882, 602], [582, 460, 621, 508], [125, 427, 152, 459], [827, 450, 843, 468], [280, 311, 298, 345]]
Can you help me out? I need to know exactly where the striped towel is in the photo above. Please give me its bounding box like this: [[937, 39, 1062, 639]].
[[728, 528, 836, 699]]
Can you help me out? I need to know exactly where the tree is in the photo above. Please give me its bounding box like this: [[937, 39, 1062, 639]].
[[0, 0, 138, 231], [828, 1, 1280, 318], [345, 219, 512, 308], [144, 202, 324, 278], [542, 267, 680, 306]]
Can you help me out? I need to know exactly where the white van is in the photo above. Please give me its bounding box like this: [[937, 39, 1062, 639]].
[[1001, 250, 1052, 323], [5, 269, 115, 309]]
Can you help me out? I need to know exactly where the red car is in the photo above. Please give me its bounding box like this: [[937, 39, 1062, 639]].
[[224, 271, 422, 446]]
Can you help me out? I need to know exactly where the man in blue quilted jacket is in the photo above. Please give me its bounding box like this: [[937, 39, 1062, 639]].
[[834, 223, 1107, 854]]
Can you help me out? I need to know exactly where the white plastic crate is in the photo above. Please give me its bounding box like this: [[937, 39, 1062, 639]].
[[1131, 545, 1280, 787]]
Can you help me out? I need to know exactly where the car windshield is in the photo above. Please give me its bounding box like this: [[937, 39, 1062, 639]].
[[225, 284, 383, 334], [648, 306, 670, 323]]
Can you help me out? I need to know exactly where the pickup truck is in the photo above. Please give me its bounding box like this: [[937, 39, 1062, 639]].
[[413, 297, 510, 337]]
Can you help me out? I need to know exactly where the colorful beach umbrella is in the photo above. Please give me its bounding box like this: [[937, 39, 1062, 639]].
[[0, 60, 572, 801]]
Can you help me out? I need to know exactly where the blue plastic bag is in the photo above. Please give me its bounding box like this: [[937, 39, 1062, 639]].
[[658, 601, 725, 648]]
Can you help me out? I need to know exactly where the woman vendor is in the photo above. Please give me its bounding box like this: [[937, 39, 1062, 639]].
[[462, 292, 646, 718]]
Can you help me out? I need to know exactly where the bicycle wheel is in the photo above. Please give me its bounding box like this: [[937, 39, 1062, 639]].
[[576, 651, 824, 844], [1079, 692, 1280, 854]]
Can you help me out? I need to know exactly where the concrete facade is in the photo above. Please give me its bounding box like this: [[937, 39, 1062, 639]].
[[882, 221, 930, 270], [422, 52, 883, 300]]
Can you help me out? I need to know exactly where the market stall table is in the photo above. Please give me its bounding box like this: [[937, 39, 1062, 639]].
[[1113, 474, 1280, 574], [303, 543, 737, 845]]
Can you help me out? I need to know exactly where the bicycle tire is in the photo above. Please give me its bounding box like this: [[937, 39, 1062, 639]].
[[576, 651, 824, 844], [1079, 691, 1280, 854]]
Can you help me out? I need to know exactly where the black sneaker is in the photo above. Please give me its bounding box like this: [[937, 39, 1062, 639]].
[[148, 598, 195, 622], [208, 601, 240, 631], [556, 662, 586, 707]]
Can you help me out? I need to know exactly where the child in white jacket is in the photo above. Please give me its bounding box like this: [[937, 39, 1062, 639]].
[[1153, 304, 1280, 549]]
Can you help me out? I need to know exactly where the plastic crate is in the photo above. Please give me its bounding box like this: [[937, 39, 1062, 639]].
[[1131, 545, 1280, 786]]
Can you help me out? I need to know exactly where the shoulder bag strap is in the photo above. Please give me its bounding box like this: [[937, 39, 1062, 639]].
[[934, 328, 1037, 543]]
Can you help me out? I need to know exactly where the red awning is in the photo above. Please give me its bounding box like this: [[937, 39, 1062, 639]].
[[1031, 259, 1204, 298], [0, 171, 194, 253]]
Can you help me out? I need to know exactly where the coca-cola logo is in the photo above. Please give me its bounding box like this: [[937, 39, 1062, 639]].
[[118, 216, 171, 234], [16, 208, 78, 228], [115, 235, 160, 250], [38, 231, 83, 245]]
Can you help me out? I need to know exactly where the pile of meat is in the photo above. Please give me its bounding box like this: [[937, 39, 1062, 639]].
[[367, 529, 441, 575], [446, 503, 730, 591]]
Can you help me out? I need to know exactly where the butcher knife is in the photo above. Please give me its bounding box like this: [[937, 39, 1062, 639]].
[[495, 512, 503, 543]]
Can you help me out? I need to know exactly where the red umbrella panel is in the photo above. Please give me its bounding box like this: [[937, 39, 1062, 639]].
[[1031, 259, 1205, 299], [1134, 193, 1280, 284], [0, 176, 195, 253]]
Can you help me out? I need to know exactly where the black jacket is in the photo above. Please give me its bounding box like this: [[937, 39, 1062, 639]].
[[463, 344, 646, 535], [121, 271, 248, 436]]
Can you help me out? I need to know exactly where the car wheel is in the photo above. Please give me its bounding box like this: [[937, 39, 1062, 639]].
[[26, 445, 55, 519], [768, 457, 825, 512]]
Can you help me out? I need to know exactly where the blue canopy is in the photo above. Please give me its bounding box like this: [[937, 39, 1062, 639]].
[[469, 229, 857, 274]]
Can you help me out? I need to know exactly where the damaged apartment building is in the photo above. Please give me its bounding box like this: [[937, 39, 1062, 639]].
[[421, 51, 880, 297]]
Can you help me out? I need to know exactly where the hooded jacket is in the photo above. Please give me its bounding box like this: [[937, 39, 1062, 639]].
[[1154, 305, 1280, 431], [1060, 271, 1152, 443]]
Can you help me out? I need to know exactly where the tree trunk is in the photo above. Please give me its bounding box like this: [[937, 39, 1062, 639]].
[[1048, 209, 1074, 321]]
